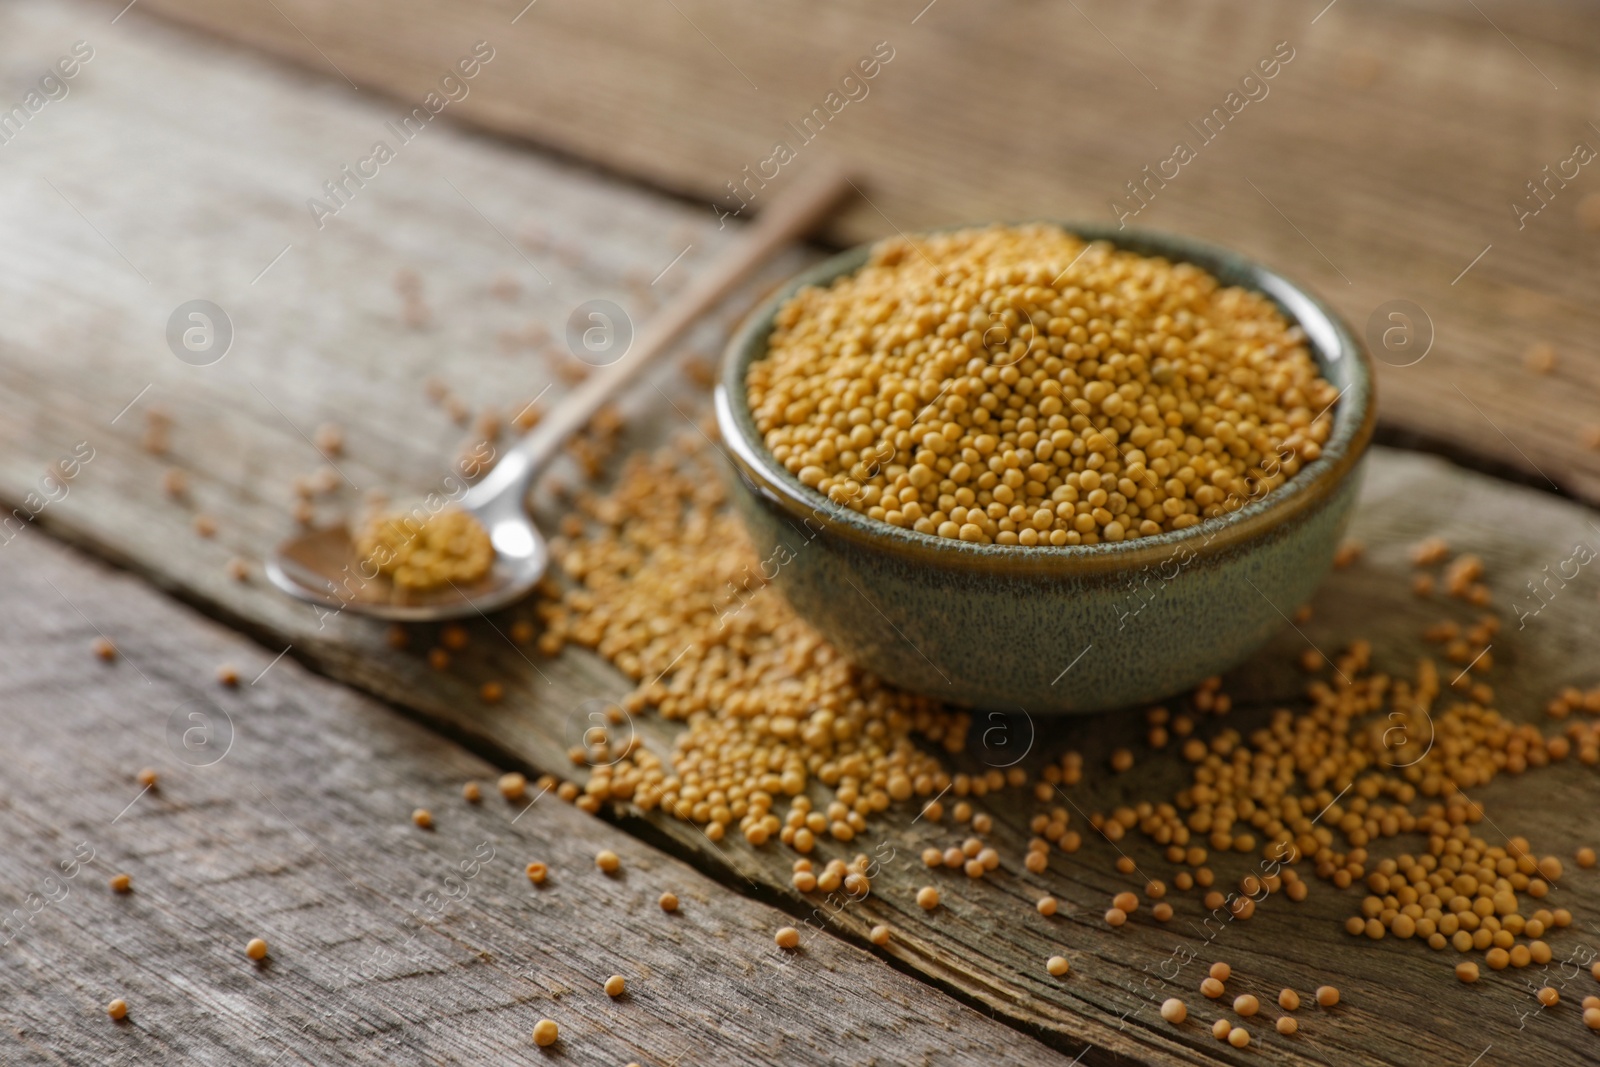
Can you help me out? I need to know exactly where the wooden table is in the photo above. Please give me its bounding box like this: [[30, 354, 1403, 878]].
[[2, 2, 1599, 1064]]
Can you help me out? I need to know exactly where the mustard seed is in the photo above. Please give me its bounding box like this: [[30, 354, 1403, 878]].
[[1208, 962, 1231, 982], [595, 849, 620, 873], [1537, 986, 1559, 1007], [412, 808, 432, 829], [1046, 955, 1070, 977], [1104, 907, 1127, 928], [659, 892, 679, 912], [1201, 977, 1225, 999], [1276, 1015, 1298, 1035], [107, 998, 127, 1020], [1112, 891, 1138, 914], [1228, 1026, 1250, 1048], [217, 664, 239, 687], [1212, 1019, 1231, 1040], [109, 873, 131, 893], [1278, 988, 1300, 1011], [1315, 985, 1339, 1007], [94, 638, 117, 661], [1579, 847, 1597, 868], [246, 938, 268, 960], [1152, 902, 1173, 922], [605, 974, 626, 997], [749, 224, 1338, 545], [136, 768, 158, 789], [917, 886, 940, 910], [1456, 962, 1479, 983], [869, 924, 891, 947], [1160, 998, 1187, 1024], [1036, 896, 1058, 917], [498, 773, 527, 800], [775, 926, 800, 950], [532, 1018, 558, 1047], [525, 862, 547, 885], [1234, 994, 1259, 1017], [1586, 1007, 1600, 1030], [462, 781, 481, 803]]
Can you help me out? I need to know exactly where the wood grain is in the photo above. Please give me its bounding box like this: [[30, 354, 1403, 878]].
[[5, 3, 1600, 1065], [104, 0, 1600, 504], [0, 527, 1078, 1066]]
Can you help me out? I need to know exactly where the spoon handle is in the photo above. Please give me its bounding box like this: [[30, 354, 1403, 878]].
[[461, 164, 855, 512]]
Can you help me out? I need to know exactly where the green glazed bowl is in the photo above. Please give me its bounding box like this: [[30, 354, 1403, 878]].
[[714, 225, 1376, 714]]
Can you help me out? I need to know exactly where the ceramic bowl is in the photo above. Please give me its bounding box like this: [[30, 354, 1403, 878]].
[[714, 224, 1376, 713]]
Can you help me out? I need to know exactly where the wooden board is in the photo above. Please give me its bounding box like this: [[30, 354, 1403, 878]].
[[101, 0, 1600, 505], [0, 527, 1077, 1066], [5, 3, 1600, 1064]]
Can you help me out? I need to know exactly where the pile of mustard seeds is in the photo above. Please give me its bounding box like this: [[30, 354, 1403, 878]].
[[746, 224, 1341, 545], [356, 506, 493, 591], [528, 428, 1598, 1002]]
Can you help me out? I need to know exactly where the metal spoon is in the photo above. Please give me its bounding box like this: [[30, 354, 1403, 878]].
[[266, 165, 853, 622]]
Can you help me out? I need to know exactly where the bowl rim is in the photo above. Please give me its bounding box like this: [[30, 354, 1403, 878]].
[[715, 222, 1376, 577]]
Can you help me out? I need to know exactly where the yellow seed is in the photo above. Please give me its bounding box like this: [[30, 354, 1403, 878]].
[[605, 974, 626, 997], [136, 768, 158, 789], [1456, 962, 1479, 983], [1537, 986, 1558, 1007], [411, 808, 432, 829], [532, 1019, 558, 1047], [525, 862, 547, 885], [1315, 985, 1339, 1007], [1212, 1018, 1231, 1040], [595, 849, 620, 873], [659, 892, 679, 912], [1046, 955, 1070, 977], [94, 637, 117, 661], [1228, 1026, 1250, 1048], [1585, 1007, 1600, 1030], [498, 773, 527, 800], [1112, 891, 1138, 914], [1278, 988, 1300, 1011], [109, 873, 131, 893], [917, 886, 940, 910], [217, 664, 239, 687], [1209, 962, 1231, 982], [246, 938, 268, 960], [106, 998, 128, 1020], [1159, 998, 1187, 1024], [1201, 977, 1225, 999], [775, 926, 800, 950], [1276, 1015, 1298, 1035], [869, 925, 891, 947], [1234, 994, 1258, 1017], [1036, 896, 1058, 917], [1104, 907, 1127, 928], [462, 781, 481, 803]]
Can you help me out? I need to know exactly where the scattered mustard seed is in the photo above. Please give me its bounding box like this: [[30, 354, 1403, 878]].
[[1159, 998, 1187, 1024], [1046, 955, 1070, 977], [1201, 978, 1225, 999], [869, 925, 891, 947], [532, 1018, 558, 1047], [107, 998, 128, 1021], [775, 926, 800, 950], [525, 862, 547, 885], [1112, 891, 1138, 914], [1278, 988, 1300, 1011], [1228, 1026, 1250, 1048], [1211, 1018, 1231, 1040], [659, 892, 679, 912], [411, 808, 433, 829], [136, 768, 158, 789], [1104, 907, 1127, 928], [1036, 896, 1058, 917], [916, 886, 940, 910], [462, 781, 481, 803], [1537, 986, 1559, 1007], [1276, 1015, 1298, 1035], [94, 638, 117, 662], [217, 664, 239, 687], [1585, 1007, 1600, 1031], [1456, 962, 1479, 983], [604, 974, 626, 997], [1315, 985, 1339, 1007], [595, 849, 620, 873], [109, 873, 131, 893], [246, 938, 268, 961], [1234, 994, 1259, 1017], [479, 681, 504, 704], [498, 773, 527, 800], [1208, 962, 1231, 982]]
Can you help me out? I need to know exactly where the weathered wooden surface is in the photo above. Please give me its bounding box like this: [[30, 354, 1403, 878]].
[[4, 3, 1600, 1066], [0, 530, 1078, 1067], [109, 0, 1600, 504]]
